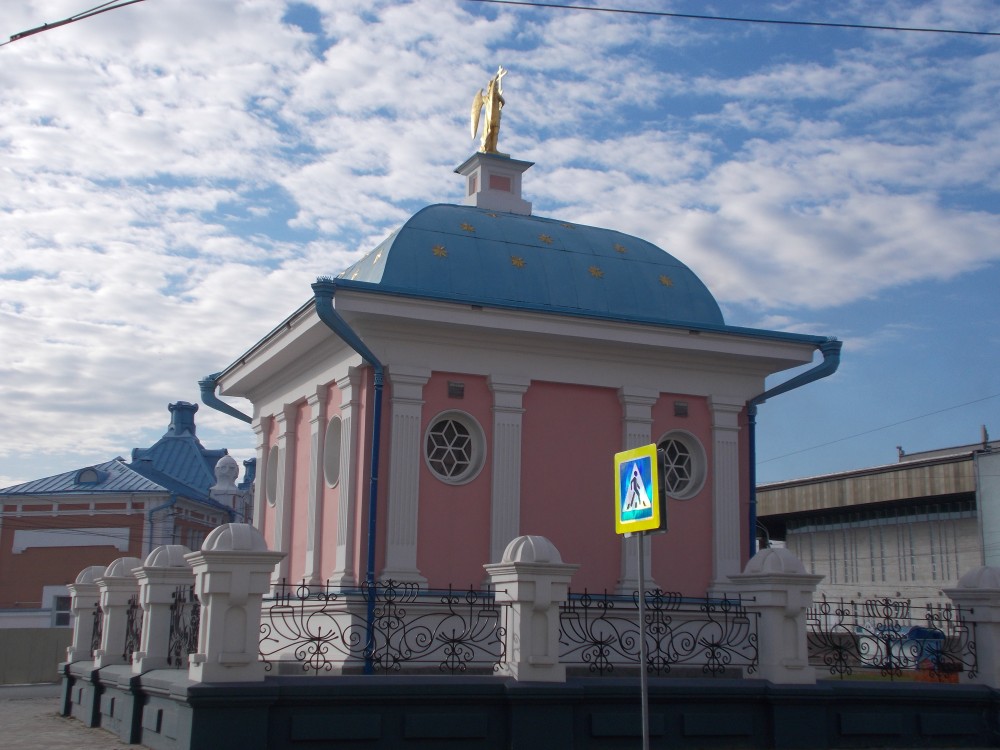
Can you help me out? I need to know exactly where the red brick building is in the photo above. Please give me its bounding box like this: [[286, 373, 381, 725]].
[[0, 402, 251, 627]]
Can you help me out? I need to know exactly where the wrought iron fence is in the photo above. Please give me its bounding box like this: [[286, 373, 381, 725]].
[[559, 589, 759, 677], [259, 579, 507, 675], [807, 595, 977, 681], [167, 584, 200, 668], [90, 601, 103, 657], [123, 594, 143, 663]]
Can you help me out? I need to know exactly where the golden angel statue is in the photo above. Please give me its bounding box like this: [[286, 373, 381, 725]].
[[471, 66, 507, 154]]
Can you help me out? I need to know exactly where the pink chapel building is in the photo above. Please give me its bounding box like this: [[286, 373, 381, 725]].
[[200, 152, 841, 598]]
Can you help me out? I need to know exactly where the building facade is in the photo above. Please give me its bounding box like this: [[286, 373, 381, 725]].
[[758, 435, 1000, 608], [203, 152, 839, 598], [0, 401, 251, 627]]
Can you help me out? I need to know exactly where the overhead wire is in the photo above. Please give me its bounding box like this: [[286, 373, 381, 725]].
[[760, 393, 1000, 465], [1, 0, 147, 48], [463, 0, 1000, 37]]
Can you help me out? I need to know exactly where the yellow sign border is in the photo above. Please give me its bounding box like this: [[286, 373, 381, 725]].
[[614, 444, 663, 535]]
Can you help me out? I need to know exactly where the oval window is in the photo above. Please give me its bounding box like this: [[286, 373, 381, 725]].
[[265, 445, 279, 507], [324, 416, 343, 487]]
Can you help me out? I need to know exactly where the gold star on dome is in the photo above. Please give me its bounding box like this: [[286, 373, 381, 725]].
[[511, 256, 525, 268], [486, 213, 499, 218], [561, 222, 574, 229], [614, 243, 627, 254], [589, 266, 604, 279], [460, 222, 475, 232], [539, 234, 553, 244], [659, 275, 674, 287], [432, 245, 448, 258]]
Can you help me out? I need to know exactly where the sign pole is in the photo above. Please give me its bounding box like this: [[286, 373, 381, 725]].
[[614, 443, 664, 750], [637, 531, 650, 750]]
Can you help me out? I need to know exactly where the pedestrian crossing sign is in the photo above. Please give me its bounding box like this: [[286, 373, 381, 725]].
[[614, 444, 665, 534]]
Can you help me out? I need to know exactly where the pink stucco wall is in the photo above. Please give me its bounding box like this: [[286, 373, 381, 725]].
[[520, 381, 623, 593], [415, 372, 493, 589], [649, 395, 713, 595]]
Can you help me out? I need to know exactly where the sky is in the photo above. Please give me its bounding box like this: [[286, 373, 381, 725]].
[[1, 0, 998, 490]]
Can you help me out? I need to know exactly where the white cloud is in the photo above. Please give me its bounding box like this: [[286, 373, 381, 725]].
[[0, 0, 998, 485]]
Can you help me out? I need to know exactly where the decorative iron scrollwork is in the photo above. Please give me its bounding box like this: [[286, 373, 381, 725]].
[[167, 584, 200, 668], [559, 589, 758, 677], [807, 595, 977, 681], [123, 593, 143, 663], [260, 579, 507, 675], [90, 601, 103, 657]]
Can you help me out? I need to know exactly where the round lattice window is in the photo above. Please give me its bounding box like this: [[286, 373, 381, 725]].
[[424, 411, 486, 484], [657, 431, 706, 500]]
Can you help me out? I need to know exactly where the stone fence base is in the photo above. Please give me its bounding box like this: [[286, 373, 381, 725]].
[[62, 668, 1000, 750]]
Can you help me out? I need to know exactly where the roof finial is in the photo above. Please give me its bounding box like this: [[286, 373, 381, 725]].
[[470, 65, 508, 155]]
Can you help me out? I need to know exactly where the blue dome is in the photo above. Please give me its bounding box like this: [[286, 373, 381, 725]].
[[336, 204, 723, 328]]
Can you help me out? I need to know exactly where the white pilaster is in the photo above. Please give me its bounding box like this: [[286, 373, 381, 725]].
[[304, 388, 326, 584], [380, 366, 430, 583], [272, 405, 297, 585], [710, 395, 745, 591], [488, 375, 530, 563], [617, 387, 658, 594], [330, 367, 361, 586]]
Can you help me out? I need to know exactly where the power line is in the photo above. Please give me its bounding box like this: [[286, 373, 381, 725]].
[[760, 393, 1000, 464], [463, 0, 1000, 37], [2, 0, 147, 48]]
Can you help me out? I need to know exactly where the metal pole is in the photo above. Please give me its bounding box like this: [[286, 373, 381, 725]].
[[637, 532, 650, 750]]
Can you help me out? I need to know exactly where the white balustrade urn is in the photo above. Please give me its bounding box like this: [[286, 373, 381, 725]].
[[485, 535, 578, 682], [132, 544, 194, 674], [728, 547, 823, 685], [93, 557, 143, 669], [66, 565, 108, 663], [184, 523, 285, 683]]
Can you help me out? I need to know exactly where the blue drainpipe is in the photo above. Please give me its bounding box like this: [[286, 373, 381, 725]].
[[312, 279, 385, 675], [747, 338, 842, 557], [199, 373, 252, 424]]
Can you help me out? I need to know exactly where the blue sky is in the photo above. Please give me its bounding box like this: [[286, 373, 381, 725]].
[[1, 0, 998, 489]]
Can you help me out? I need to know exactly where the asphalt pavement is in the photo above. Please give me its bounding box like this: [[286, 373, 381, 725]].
[[0, 682, 131, 749]]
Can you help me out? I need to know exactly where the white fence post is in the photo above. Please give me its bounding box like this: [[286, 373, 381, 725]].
[[66, 565, 108, 663], [485, 535, 578, 682], [945, 565, 1000, 688], [132, 544, 194, 673], [93, 557, 143, 669], [185, 523, 285, 683], [728, 547, 823, 684]]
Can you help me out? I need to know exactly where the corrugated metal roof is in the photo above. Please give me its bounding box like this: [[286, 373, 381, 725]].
[[0, 458, 165, 496], [131, 439, 223, 499], [1, 403, 234, 513]]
